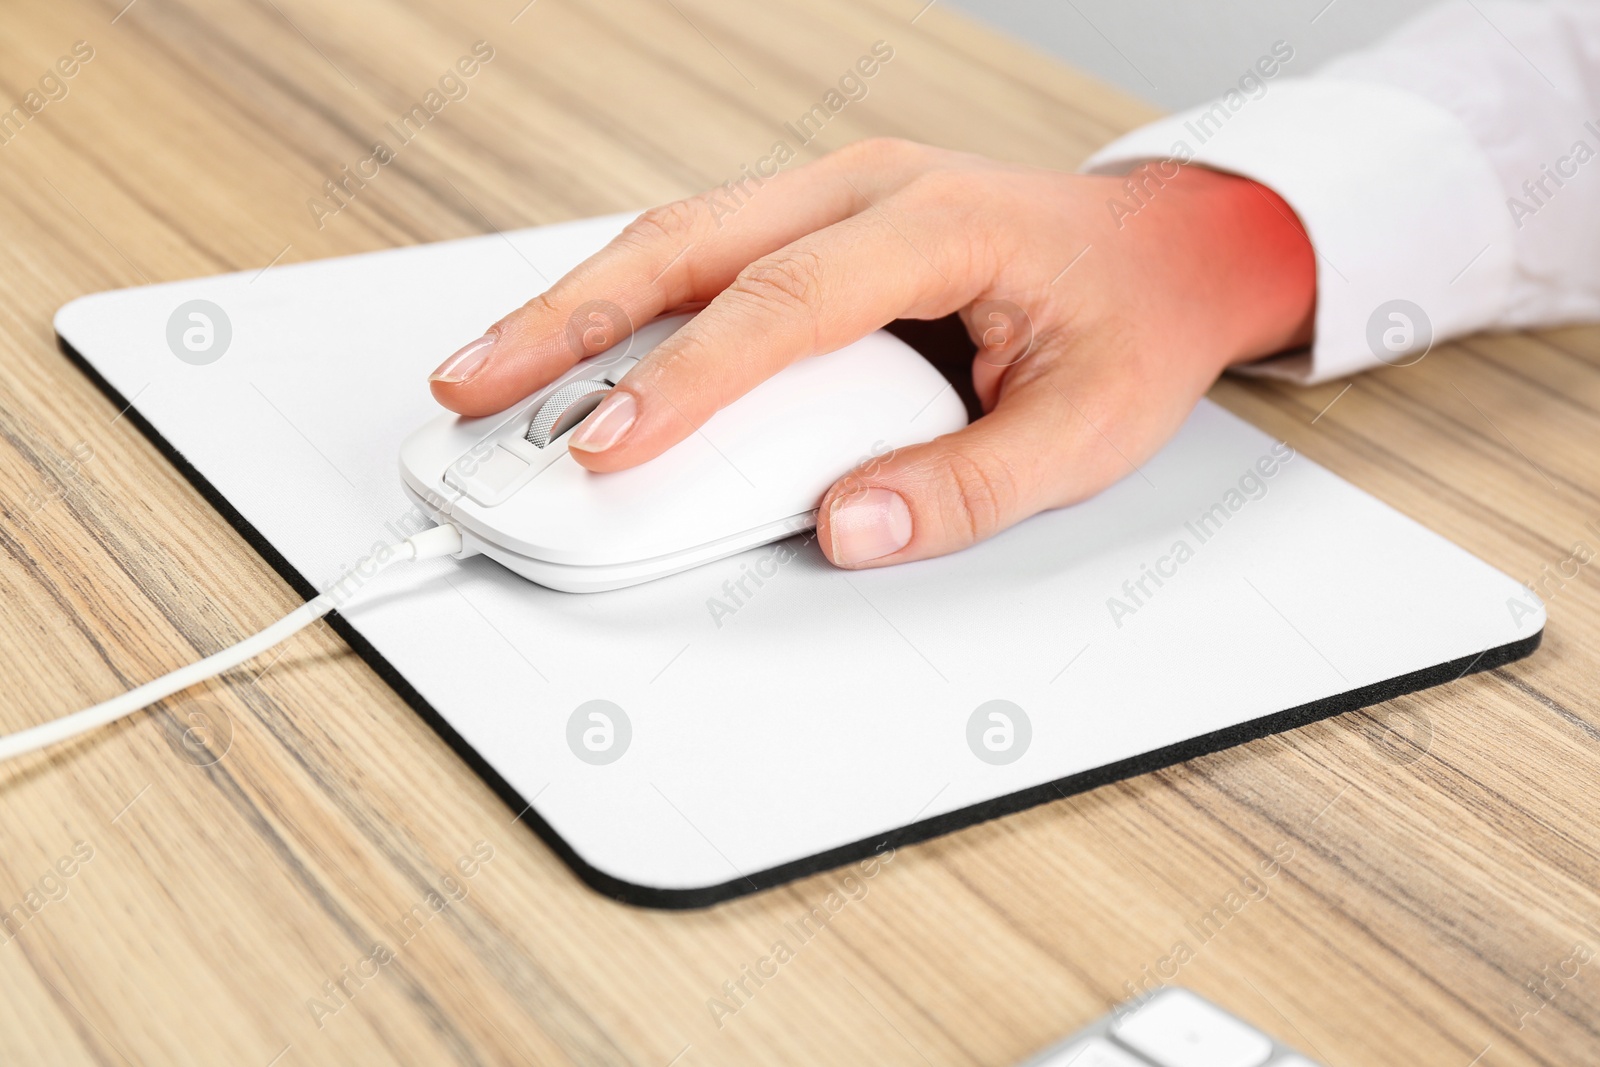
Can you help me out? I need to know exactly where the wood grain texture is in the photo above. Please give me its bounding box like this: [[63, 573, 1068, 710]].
[[0, 0, 1595, 1063]]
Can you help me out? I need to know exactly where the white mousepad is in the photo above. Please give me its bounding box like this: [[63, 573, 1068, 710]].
[[54, 213, 1544, 907]]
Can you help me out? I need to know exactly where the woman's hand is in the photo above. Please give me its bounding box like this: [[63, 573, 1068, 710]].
[[429, 138, 1315, 568]]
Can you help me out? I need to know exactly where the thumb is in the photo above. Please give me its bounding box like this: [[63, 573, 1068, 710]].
[[816, 372, 1134, 568]]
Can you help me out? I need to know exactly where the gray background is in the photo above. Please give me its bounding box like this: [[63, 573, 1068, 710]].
[[949, 0, 1437, 110]]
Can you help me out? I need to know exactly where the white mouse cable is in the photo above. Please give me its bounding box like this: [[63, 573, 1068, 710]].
[[0, 523, 465, 763]]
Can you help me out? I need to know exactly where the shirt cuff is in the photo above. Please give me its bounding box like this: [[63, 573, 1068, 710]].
[[1081, 78, 1515, 384]]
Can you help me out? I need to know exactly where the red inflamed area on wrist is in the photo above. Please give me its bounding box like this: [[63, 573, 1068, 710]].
[[1126, 162, 1318, 365], [1203, 168, 1318, 363]]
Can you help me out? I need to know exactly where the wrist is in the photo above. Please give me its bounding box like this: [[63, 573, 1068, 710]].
[[1196, 167, 1317, 365], [1128, 164, 1316, 371]]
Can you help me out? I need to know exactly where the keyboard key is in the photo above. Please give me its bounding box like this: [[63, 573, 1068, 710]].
[[1034, 1037, 1150, 1067], [1109, 989, 1273, 1067]]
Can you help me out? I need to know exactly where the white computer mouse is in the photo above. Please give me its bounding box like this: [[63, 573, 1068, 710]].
[[398, 313, 969, 592]]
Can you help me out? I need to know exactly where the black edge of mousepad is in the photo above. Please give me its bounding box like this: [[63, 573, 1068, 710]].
[[55, 322, 1543, 910]]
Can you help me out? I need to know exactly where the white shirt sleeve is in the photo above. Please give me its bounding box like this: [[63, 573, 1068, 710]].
[[1081, 1, 1600, 383]]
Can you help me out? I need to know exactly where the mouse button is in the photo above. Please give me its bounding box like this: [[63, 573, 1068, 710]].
[[495, 433, 540, 463], [442, 442, 532, 506], [526, 378, 611, 448]]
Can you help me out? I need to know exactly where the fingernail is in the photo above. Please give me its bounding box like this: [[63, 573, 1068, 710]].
[[568, 390, 637, 452], [829, 488, 912, 565], [430, 334, 496, 383]]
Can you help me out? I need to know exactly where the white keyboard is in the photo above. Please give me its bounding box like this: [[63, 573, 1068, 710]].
[[1020, 988, 1323, 1067]]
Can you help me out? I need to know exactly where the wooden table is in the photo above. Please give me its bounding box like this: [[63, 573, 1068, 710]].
[[2, 0, 1596, 1063]]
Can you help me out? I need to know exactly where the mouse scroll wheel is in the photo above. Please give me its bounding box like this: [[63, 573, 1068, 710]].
[[525, 379, 613, 449]]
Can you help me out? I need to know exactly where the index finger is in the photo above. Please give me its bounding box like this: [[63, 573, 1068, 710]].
[[428, 139, 936, 415]]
